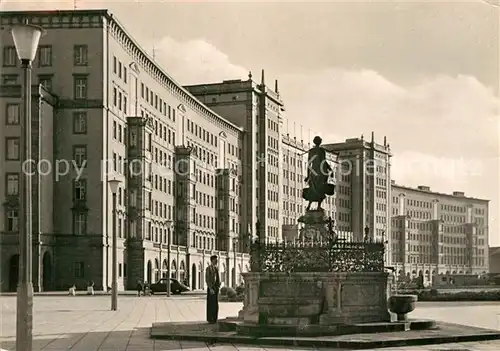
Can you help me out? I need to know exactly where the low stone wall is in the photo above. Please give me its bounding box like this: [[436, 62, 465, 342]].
[[239, 272, 391, 325]]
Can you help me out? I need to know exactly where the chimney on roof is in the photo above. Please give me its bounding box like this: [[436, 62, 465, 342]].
[[417, 186, 431, 191], [453, 191, 465, 197], [261, 69, 265, 86]]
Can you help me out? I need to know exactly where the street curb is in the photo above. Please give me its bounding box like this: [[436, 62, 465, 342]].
[[150, 323, 500, 349]]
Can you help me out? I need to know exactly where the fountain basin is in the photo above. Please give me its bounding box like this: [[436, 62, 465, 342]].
[[239, 272, 392, 325], [388, 294, 418, 321]]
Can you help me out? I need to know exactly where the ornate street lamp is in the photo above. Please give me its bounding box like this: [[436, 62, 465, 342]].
[[11, 22, 44, 351], [108, 178, 121, 311]]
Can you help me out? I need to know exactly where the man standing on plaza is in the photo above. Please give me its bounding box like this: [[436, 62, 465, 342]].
[[205, 255, 221, 323]]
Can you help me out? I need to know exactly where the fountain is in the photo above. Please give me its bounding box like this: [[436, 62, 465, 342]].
[[150, 136, 500, 347], [230, 209, 418, 337], [224, 135, 431, 337]]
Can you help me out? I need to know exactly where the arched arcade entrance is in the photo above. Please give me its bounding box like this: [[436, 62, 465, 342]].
[[146, 260, 152, 283], [42, 252, 53, 291], [191, 263, 197, 289]]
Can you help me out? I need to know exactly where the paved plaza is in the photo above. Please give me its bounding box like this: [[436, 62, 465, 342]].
[[1, 296, 500, 350]]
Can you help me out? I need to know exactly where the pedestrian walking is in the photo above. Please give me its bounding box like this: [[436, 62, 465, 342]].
[[205, 255, 221, 324], [136, 279, 143, 296]]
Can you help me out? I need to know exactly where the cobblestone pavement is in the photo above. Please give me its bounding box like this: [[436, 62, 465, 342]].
[[1, 296, 500, 350]]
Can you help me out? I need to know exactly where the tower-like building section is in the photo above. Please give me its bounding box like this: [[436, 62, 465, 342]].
[[185, 71, 284, 245], [324, 133, 392, 263]]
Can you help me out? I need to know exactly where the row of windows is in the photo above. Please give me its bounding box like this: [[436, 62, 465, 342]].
[[112, 86, 128, 114], [2, 45, 88, 67], [393, 196, 487, 217], [140, 81, 175, 120], [267, 118, 280, 133], [113, 56, 128, 83]]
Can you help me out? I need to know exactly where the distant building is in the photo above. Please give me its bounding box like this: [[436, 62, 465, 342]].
[[391, 183, 489, 285], [488, 246, 500, 274]]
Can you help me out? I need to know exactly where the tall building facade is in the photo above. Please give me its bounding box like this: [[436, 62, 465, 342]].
[[324, 134, 392, 251], [0, 9, 249, 292], [390, 183, 489, 284], [185, 73, 284, 244]]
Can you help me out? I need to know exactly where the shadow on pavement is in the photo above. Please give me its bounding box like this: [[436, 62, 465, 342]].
[[0, 327, 214, 350]]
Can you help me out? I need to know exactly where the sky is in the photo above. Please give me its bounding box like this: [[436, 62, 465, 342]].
[[2, 0, 500, 245]]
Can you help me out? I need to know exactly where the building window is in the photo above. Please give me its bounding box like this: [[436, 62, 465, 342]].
[[73, 213, 87, 235], [74, 179, 87, 201], [113, 56, 117, 74], [38, 75, 53, 91], [129, 130, 137, 147], [74, 261, 85, 277], [5, 137, 20, 160], [6, 210, 19, 232], [5, 104, 20, 125], [73, 145, 87, 167], [3, 46, 16, 67], [6, 173, 19, 196], [74, 76, 88, 99], [74, 45, 88, 66], [2, 74, 18, 85], [73, 111, 87, 134], [38, 45, 52, 67]]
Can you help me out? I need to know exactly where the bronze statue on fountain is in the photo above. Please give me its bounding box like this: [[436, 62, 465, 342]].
[[298, 136, 336, 241], [303, 136, 335, 211]]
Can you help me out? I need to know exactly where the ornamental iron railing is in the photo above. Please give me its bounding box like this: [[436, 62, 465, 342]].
[[250, 239, 385, 273]]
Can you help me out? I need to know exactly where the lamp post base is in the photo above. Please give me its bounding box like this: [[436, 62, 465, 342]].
[[16, 282, 34, 351], [111, 281, 118, 311]]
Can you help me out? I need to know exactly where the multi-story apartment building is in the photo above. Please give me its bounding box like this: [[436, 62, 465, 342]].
[[323, 134, 393, 249], [0, 9, 249, 292], [185, 73, 284, 244], [390, 183, 489, 284]]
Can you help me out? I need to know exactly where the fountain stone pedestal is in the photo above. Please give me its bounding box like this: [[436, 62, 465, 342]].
[[234, 209, 395, 336], [238, 271, 391, 327]]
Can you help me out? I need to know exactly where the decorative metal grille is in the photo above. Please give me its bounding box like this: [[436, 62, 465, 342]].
[[250, 239, 385, 273]]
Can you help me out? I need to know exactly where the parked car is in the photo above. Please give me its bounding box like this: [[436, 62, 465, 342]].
[[150, 278, 190, 295]]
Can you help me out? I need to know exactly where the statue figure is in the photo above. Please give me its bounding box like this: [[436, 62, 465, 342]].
[[303, 136, 334, 211]]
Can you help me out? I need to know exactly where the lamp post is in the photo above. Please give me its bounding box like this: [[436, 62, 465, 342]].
[[11, 22, 44, 351], [165, 220, 173, 297], [232, 237, 238, 287], [108, 179, 121, 311]]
